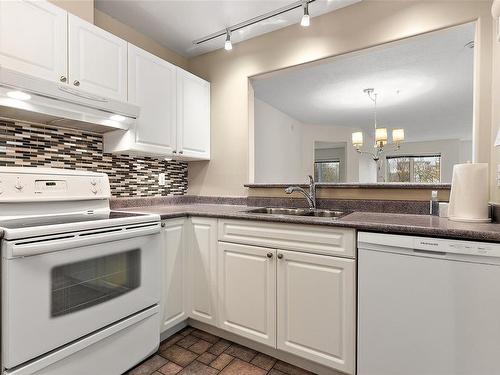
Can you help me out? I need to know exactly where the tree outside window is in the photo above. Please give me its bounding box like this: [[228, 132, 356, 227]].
[[386, 155, 441, 183]]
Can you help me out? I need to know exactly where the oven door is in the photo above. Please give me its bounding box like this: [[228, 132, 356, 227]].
[[1, 222, 161, 369]]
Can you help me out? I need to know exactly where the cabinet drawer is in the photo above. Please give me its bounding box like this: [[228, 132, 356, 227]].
[[218, 220, 355, 258]]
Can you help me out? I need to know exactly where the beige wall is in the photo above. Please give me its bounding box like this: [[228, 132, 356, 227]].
[[491, 3, 500, 202], [188, 0, 493, 198], [48, 0, 94, 23], [94, 9, 188, 70]]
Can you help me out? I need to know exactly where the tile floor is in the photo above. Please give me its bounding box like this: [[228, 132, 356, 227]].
[[126, 326, 315, 375]]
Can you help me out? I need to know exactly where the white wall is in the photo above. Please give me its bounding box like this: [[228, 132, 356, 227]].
[[254, 98, 304, 183], [254, 99, 363, 183], [300, 123, 360, 182]]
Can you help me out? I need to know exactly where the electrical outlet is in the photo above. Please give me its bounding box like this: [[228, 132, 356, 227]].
[[159, 173, 166, 186]]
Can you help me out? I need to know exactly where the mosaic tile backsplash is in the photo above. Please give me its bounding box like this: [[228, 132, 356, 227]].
[[0, 120, 188, 197]]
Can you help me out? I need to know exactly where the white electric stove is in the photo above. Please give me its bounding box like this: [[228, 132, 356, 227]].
[[0, 167, 162, 375]]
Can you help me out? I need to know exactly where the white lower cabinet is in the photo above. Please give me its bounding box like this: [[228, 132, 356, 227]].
[[161, 219, 188, 332], [218, 242, 276, 347], [277, 250, 356, 374], [160, 218, 355, 374], [186, 217, 218, 325]]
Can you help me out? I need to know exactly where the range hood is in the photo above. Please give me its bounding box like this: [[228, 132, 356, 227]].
[[0, 67, 139, 133]]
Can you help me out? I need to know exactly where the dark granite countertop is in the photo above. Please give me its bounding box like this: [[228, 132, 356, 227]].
[[116, 203, 500, 243]]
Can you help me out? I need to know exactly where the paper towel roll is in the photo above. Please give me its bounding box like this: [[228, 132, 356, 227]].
[[448, 163, 490, 222]]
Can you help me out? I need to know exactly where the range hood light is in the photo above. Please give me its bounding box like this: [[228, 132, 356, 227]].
[[6, 90, 31, 101], [110, 114, 126, 122]]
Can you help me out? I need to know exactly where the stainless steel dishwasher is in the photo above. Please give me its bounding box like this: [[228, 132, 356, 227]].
[[357, 232, 500, 375]]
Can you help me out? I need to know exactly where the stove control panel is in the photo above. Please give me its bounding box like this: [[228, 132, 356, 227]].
[[0, 167, 110, 201]]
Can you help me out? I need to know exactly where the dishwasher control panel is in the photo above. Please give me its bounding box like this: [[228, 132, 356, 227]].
[[359, 232, 500, 259], [413, 237, 500, 257]]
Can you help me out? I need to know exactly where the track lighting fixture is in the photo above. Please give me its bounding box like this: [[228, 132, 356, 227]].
[[301, 2, 310, 27], [224, 29, 232, 51], [193, 0, 316, 51]]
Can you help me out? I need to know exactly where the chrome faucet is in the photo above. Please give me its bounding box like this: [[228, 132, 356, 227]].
[[285, 175, 317, 209]]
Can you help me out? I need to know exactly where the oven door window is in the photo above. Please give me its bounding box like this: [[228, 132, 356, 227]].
[[51, 249, 141, 317]]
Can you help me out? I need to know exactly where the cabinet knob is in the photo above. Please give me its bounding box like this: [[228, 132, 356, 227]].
[[173, 150, 177, 154], [73, 80, 80, 86], [161, 222, 166, 228], [277, 253, 284, 259], [266, 252, 273, 259], [179, 150, 184, 154], [60, 76, 67, 82]]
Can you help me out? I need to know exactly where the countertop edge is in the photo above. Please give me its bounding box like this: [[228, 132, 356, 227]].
[[116, 206, 500, 243]]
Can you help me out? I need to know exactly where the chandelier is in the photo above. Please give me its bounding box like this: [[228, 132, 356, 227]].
[[351, 88, 405, 161]]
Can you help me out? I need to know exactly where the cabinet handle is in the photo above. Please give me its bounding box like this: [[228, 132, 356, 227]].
[[173, 150, 177, 154], [60, 76, 67, 83], [73, 80, 80, 86], [266, 252, 273, 259], [179, 150, 184, 154], [161, 222, 166, 228], [277, 253, 284, 259]]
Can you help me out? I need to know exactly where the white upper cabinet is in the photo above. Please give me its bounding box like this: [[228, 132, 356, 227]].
[[68, 14, 127, 101], [2, 0, 210, 159], [176, 69, 210, 160], [277, 250, 356, 374], [0, 0, 67, 82], [127, 44, 177, 154]]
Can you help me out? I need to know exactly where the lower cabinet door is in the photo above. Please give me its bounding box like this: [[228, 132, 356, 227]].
[[277, 250, 356, 374], [187, 217, 218, 325], [218, 242, 276, 347], [161, 219, 187, 332]]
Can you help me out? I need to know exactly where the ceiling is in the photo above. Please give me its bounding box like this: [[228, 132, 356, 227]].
[[95, 0, 360, 57], [252, 22, 475, 143]]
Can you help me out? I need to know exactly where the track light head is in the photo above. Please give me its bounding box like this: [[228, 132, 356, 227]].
[[301, 2, 310, 27], [224, 29, 232, 51]]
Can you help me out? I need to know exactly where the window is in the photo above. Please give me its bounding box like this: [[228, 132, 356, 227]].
[[314, 160, 340, 183], [386, 155, 441, 183]]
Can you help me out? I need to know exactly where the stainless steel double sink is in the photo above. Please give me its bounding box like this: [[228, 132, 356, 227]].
[[245, 207, 347, 218]]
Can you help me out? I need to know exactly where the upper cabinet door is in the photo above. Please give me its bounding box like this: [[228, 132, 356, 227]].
[[176, 68, 210, 160], [277, 250, 356, 374], [0, 0, 67, 82], [128, 44, 177, 154], [68, 14, 127, 100]]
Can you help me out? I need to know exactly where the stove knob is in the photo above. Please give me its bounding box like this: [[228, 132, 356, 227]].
[[15, 177, 23, 191], [0, 183, 3, 195], [90, 179, 97, 186], [91, 186, 98, 194]]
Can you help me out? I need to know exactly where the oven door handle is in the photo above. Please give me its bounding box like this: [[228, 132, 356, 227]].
[[5, 222, 160, 258]]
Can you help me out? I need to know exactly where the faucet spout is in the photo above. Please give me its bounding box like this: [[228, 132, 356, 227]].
[[284, 176, 317, 209]]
